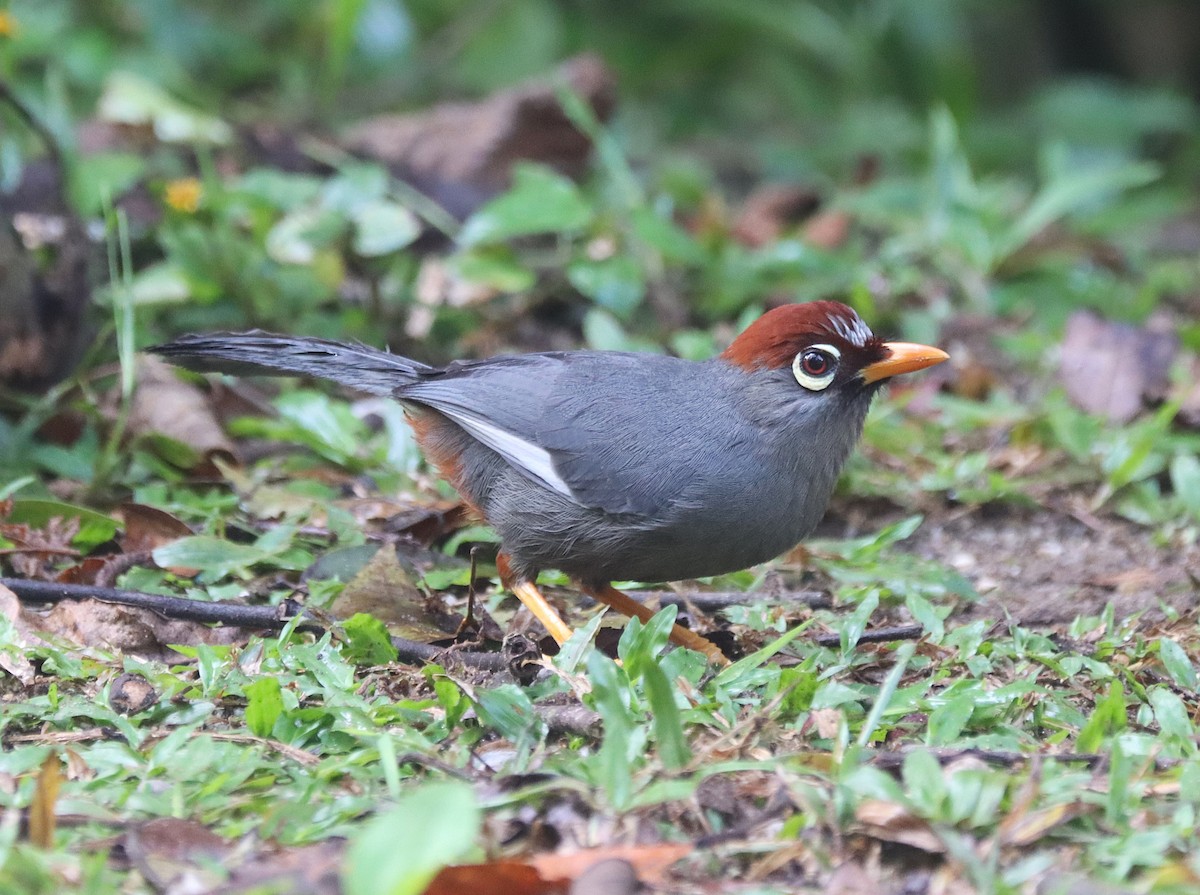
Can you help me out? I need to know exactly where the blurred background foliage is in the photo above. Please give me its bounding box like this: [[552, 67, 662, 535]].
[[0, 0, 1198, 359]]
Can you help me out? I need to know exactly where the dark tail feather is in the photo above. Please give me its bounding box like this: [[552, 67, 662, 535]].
[[148, 331, 430, 397]]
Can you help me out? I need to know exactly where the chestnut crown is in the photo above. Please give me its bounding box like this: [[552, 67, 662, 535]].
[[720, 301, 948, 392]]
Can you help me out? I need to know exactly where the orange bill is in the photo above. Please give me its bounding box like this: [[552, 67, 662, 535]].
[[861, 341, 949, 384]]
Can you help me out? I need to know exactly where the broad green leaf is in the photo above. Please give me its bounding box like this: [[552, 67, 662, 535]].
[[458, 165, 592, 246], [7, 499, 118, 550], [567, 255, 645, 320], [1158, 638, 1198, 690], [152, 536, 272, 579], [343, 781, 480, 895], [352, 200, 421, 256], [343, 613, 400, 666], [244, 677, 283, 737]]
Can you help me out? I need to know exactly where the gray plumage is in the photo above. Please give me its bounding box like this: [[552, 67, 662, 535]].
[[150, 328, 882, 586]]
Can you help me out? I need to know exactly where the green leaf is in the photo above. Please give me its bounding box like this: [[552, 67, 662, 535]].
[[474, 684, 545, 744], [567, 255, 645, 320], [352, 200, 421, 256], [343, 613, 400, 666], [244, 677, 283, 737], [343, 781, 480, 895], [1170, 454, 1200, 522], [152, 536, 273, 579], [1077, 681, 1126, 753], [641, 660, 690, 769], [927, 693, 976, 745], [587, 651, 636, 810], [7, 499, 119, 550], [98, 71, 234, 144], [1158, 638, 1198, 690], [458, 165, 592, 246]]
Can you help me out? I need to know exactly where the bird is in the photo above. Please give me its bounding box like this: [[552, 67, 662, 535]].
[[150, 301, 947, 664]]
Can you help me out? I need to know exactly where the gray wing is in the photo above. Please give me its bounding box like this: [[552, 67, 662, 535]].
[[399, 352, 723, 517]]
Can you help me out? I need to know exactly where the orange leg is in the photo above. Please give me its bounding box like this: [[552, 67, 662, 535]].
[[580, 583, 729, 666], [497, 553, 574, 646]]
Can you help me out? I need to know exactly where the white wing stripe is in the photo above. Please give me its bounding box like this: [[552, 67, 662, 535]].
[[435, 407, 577, 500]]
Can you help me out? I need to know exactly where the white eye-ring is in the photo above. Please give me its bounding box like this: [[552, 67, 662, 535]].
[[792, 343, 841, 391]]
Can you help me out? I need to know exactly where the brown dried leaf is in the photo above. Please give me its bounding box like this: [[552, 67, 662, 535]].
[[331, 547, 460, 642], [129, 355, 238, 472], [218, 839, 344, 895], [0, 583, 46, 683], [731, 184, 821, 248], [28, 754, 62, 848], [424, 861, 560, 895], [343, 54, 615, 220], [34, 598, 242, 659], [998, 800, 1092, 847], [424, 844, 688, 895], [121, 817, 236, 891], [854, 799, 946, 853], [119, 503, 194, 554], [1059, 311, 1178, 422]]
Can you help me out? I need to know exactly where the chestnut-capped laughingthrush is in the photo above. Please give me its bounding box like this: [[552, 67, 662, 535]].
[[152, 301, 948, 664]]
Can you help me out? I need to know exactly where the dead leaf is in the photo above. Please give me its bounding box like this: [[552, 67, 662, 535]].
[[801, 210, 852, 251], [129, 355, 238, 472], [824, 861, 881, 895], [332, 547, 461, 642], [33, 598, 242, 659], [731, 184, 821, 248], [121, 817, 238, 892], [423, 861, 560, 895], [529, 843, 689, 887], [119, 503, 194, 554], [810, 707, 844, 740], [998, 800, 1091, 847], [28, 753, 62, 848], [217, 839, 344, 895], [343, 54, 615, 220], [0, 583, 44, 683], [1059, 311, 1178, 422], [854, 800, 946, 853], [424, 844, 686, 895]]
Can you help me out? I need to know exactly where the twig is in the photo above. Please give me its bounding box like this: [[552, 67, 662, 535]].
[[0, 577, 506, 670], [626, 589, 832, 611], [813, 624, 924, 647], [868, 746, 1180, 773]]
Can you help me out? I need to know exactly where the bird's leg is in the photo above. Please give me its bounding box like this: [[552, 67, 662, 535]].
[[497, 553, 574, 646], [579, 582, 729, 666]]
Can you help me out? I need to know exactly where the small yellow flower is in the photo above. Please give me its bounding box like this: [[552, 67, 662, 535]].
[[164, 177, 202, 213], [0, 11, 18, 38]]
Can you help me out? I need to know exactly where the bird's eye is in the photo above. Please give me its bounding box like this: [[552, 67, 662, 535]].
[[792, 343, 840, 391]]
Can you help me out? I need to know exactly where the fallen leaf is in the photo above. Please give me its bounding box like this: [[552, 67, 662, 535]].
[[33, 598, 242, 659], [854, 800, 946, 853], [331, 547, 461, 643], [423, 862, 559, 895], [130, 355, 238, 472], [120, 817, 237, 892], [998, 800, 1091, 846], [0, 584, 38, 683], [1059, 311, 1177, 422], [343, 54, 615, 220], [28, 753, 62, 848], [731, 184, 822, 247], [119, 503, 194, 554]]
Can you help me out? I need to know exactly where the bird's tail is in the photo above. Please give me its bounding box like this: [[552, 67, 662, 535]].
[[148, 331, 429, 396]]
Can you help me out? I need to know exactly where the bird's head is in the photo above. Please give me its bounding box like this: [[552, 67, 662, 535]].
[[721, 301, 948, 395]]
